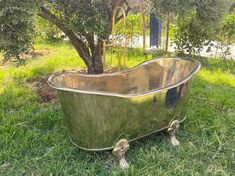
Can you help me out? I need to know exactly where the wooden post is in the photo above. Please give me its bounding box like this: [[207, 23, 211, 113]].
[[165, 12, 170, 52], [103, 40, 106, 69], [118, 37, 122, 70], [124, 37, 128, 67], [142, 4, 146, 50]]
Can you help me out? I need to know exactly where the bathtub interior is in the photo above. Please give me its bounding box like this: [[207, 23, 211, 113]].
[[51, 58, 199, 95]]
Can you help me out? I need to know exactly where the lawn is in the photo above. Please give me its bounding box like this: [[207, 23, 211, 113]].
[[0, 42, 235, 175]]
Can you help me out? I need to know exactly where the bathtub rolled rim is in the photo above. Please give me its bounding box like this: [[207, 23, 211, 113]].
[[47, 57, 201, 98]]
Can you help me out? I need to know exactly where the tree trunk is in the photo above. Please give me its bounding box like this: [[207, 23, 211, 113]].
[[85, 40, 104, 74], [81, 52, 103, 74], [93, 55, 104, 74]]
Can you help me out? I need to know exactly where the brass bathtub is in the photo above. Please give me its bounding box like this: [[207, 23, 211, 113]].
[[48, 57, 201, 168]]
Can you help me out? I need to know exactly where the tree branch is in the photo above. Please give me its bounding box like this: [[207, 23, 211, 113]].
[[38, 6, 93, 67], [85, 34, 96, 58], [114, 0, 133, 22]]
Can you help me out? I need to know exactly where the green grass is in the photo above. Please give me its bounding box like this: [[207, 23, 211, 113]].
[[0, 42, 235, 175]]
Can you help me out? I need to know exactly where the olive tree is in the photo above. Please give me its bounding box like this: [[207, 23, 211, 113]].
[[0, 0, 132, 74], [152, 0, 233, 54], [215, 9, 235, 58], [168, 0, 233, 55]]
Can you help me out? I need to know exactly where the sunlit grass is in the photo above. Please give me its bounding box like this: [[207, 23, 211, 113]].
[[0, 42, 234, 175]]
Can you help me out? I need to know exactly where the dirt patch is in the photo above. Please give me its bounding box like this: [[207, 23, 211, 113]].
[[32, 70, 86, 102], [35, 77, 59, 102]]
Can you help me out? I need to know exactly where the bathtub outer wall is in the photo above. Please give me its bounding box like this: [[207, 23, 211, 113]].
[[57, 81, 190, 151]]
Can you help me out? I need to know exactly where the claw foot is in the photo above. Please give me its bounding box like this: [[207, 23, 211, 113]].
[[167, 120, 180, 147], [112, 139, 130, 169]]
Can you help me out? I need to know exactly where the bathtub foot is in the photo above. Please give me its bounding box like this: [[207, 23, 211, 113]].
[[167, 120, 180, 146], [112, 139, 130, 169]]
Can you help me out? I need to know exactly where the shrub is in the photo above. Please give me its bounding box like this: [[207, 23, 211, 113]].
[[0, 2, 37, 64], [35, 16, 65, 42], [215, 9, 235, 58], [171, 11, 213, 55], [115, 13, 149, 47]]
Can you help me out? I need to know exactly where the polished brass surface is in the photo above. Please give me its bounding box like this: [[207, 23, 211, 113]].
[[48, 57, 201, 151], [112, 139, 130, 169], [167, 120, 180, 146]]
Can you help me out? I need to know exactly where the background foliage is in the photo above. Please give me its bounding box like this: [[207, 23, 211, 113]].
[[0, 0, 234, 66], [0, 1, 37, 64], [215, 9, 235, 58], [171, 11, 213, 55], [116, 13, 150, 47], [35, 16, 64, 42], [168, 0, 234, 55]]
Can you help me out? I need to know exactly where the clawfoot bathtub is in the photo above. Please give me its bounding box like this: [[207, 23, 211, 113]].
[[48, 57, 201, 168]]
